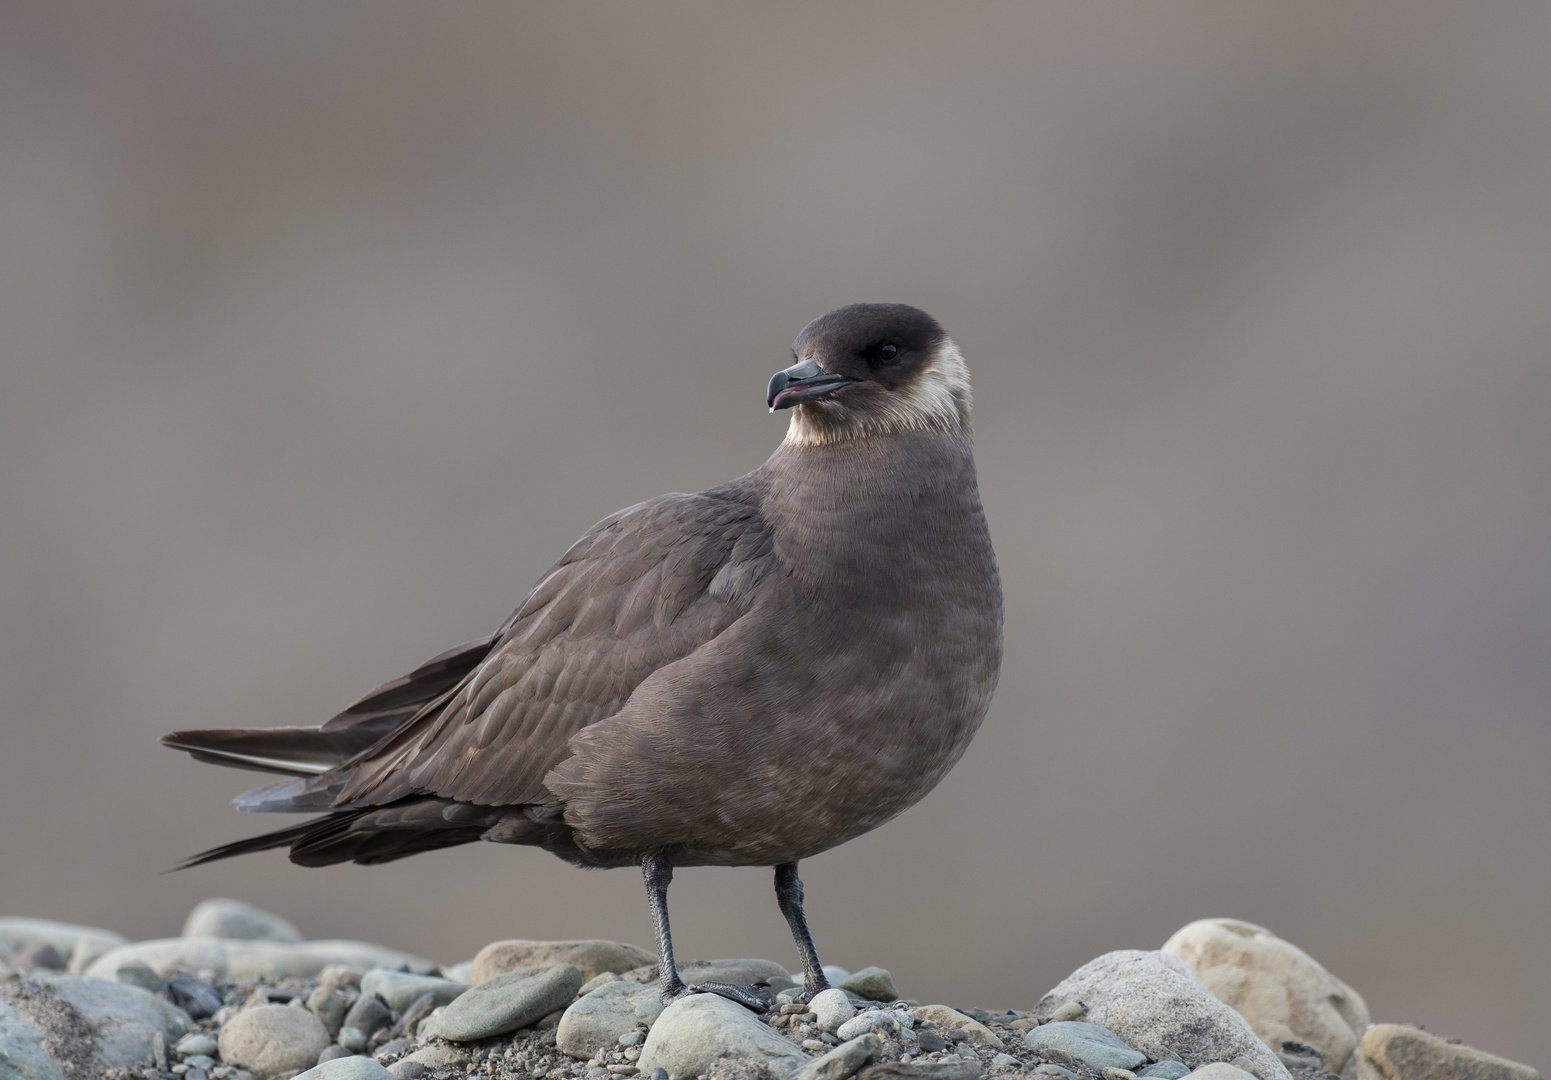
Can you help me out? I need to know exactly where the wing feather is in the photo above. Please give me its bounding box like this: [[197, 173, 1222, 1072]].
[[335, 489, 775, 808]]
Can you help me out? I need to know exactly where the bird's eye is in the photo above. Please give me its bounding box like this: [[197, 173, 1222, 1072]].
[[877, 344, 899, 365]]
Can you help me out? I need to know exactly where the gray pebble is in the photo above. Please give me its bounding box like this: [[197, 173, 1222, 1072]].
[[1025, 1023, 1146, 1073], [373, 1038, 415, 1061], [113, 961, 165, 994], [917, 1033, 947, 1054], [837, 969, 897, 1004], [307, 986, 351, 1038], [359, 971, 468, 1013], [390, 992, 440, 1040], [791, 1033, 881, 1080], [338, 1026, 368, 1054], [1035, 1067, 1079, 1080], [318, 1045, 354, 1064], [437, 963, 584, 1042], [991, 1055, 1020, 1069], [166, 976, 223, 1020], [343, 993, 392, 1038], [1138, 1064, 1191, 1080], [176, 1033, 220, 1059], [291, 1055, 395, 1080]]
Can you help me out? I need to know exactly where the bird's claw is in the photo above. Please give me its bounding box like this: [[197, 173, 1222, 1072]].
[[661, 980, 774, 1012]]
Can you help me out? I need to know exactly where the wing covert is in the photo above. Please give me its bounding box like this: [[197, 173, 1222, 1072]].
[[336, 490, 774, 808]]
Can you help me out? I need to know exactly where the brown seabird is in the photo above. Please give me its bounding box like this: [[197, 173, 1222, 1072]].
[[164, 303, 1003, 1008]]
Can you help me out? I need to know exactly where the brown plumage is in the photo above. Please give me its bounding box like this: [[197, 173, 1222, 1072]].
[[164, 303, 1002, 1008]]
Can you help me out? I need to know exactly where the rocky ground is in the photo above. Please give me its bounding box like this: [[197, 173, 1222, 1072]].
[[0, 903, 1538, 1080]]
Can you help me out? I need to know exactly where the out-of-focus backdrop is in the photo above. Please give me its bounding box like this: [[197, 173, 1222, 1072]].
[[2, 1, 1547, 1070]]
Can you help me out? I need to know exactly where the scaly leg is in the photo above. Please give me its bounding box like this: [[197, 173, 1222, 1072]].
[[642, 852, 772, 1011], [774, 861, 833, 1002]]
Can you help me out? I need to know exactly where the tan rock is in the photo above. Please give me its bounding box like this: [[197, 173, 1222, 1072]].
[[217, 1003, 330, 1080], [1357, 1025, 1540, 1080], [471, 939, 655, 984], [1163, 919, 1369, 1074], [910, 1005, 1005, 1049]]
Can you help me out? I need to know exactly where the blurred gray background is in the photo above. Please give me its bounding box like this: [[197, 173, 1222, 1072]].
[[1, 1, 1547, 1071]]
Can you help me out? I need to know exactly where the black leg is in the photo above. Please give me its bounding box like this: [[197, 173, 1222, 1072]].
[[642, 852, 772, 1012], [642, 852, 686, 999], [775, 861, 832, 1000]]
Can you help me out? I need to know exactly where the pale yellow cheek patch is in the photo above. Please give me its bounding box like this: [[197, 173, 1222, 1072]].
[[784, 340, 973, 446]]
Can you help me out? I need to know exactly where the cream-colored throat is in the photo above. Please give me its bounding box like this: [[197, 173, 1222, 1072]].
[[783, 339, 973, 447]]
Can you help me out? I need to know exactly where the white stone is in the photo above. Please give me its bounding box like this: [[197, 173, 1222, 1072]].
[[1162, 919, 1370, 1075], [218, 1003, 332, 1080], [293, 1056, 397, 1080], [1033, 950, 1292, 1080], [638, 993, 808, 1080], [810, 988, 855, 1033], [87, 938, 230, 979], [182, 899, 304, 943], [557, 979, 665, 1060]]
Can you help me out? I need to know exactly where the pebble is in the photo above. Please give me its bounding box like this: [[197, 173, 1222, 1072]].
[[182, 899, 304, 944], [1033, 952, 1291, 1080], [177, 1033, 221, 1058], [472, 941, 656, 984], [791, 1034, 883, 1080], [391, 992, 442, 1040], [218, 1003, 332, 1080], [910, 1007, 1003, 1051], [990, 1054, 1020, 1069], [1035, 1067, 1078, 1080], [374, 1037, 415, 1060], [339, 1025, 368, 1053], [292, 1056, 396, 1080], [638, 993, 808, 1080], [916, 1032, 946, 1054], [167, 974, 226, 1020], [1139, 1064, 1191, 1080], [318, 1045, 354, 1064], [1356, 1023, 1541, 1080], [837, 969, 898, 1004], [343, 992, 393, 1037], [1184, 1066, 1258, 1080], [856, 1061, 981, 1080], [1163, 920, 1370, 1076], [307, 985, 351, 1037], [436, 963, 584, 1042], [113, 959, 166, 993], [835, 1010, 913, 1043], [360, 970, 469, 1012], [1025, 1023, 1146, 1073], [557, 978, 665, 1060], [810, 988, 856, 1033], [579, 973, 622, 996], [14, 942, 68, 972]]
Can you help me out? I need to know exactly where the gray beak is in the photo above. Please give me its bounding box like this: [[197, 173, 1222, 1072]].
[[767, 358, 856, 412]]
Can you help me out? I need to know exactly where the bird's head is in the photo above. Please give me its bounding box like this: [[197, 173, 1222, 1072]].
[[768, 303, 972, 446]]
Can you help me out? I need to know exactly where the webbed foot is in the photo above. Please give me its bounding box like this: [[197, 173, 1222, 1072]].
[[660, 980, 774, 1012]]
